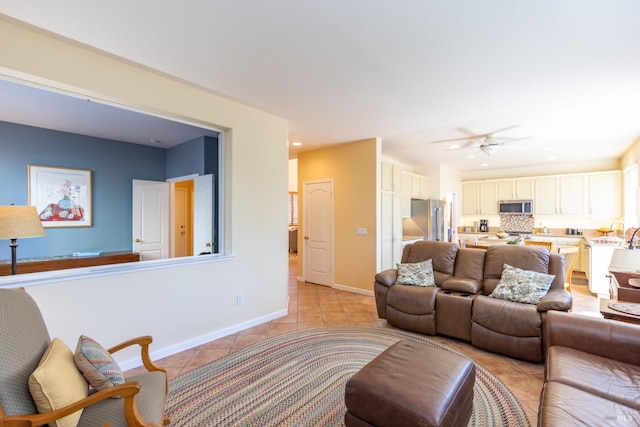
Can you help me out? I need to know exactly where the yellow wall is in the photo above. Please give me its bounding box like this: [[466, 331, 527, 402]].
[[297, 138, 379, 293], [0, 17, 289, 368]]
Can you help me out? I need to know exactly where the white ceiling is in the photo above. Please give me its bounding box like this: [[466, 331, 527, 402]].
[[2, 1, 640, 173]]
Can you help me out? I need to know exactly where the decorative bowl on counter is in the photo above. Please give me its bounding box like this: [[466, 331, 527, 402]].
[[597, 227, 614, 236], [496, 231, 509, 239]]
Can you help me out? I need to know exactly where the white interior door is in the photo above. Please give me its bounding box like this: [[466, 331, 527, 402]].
[[303, 180, 333, 286], [194, 174, 214, 254], [132, 179, 170, 261]]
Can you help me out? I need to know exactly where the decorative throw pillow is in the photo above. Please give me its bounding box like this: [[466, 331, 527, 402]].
[[396, 259, 435, 287], [74, 335, 125, 391], [29, 338, 89, 427], [490, 263, 555, 304]]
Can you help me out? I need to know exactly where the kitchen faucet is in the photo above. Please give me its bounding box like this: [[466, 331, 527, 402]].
[[610, 221, 625, 238]]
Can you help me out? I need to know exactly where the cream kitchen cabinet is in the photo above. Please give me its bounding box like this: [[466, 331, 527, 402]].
[[588, 171, 621, 216], [381, 162, 402, 193], [380, 191, 403, 271], [402, 171, 429, 216], [410, 173, 429, 199], [401, 171, 411, 216], [462, 181, 498, 215], [534, 175, 587, 216], [559, 175, 587, 215], [534, 177, 559, 215], [497, 178, 534, 200]]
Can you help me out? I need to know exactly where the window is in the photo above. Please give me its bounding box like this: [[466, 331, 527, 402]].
[[288, 192, 298, 225], [624, 164, 638, 227]]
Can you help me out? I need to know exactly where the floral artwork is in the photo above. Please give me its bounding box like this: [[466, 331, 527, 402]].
[[28, 165, 92, 227]]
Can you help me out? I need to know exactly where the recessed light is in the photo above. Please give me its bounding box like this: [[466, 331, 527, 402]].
[[449, 144, 460, 149], [292, 141, 302, 146], [543, 147, 554, 151], [480, 163, 489, 167], [548, 156, 557, 160], [466, 154, 476, 159], [150, 139, 163, 144]]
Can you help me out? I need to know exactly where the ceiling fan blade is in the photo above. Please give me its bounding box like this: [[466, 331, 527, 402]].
[[444, 140, 481, 151], [456, 127, 484, 138], [500, 137, 532, 145], [488, 125, 522, 136], [432, 136, 478, 144]]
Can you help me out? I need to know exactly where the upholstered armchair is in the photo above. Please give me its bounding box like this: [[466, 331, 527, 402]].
[[0, 288, 169, 427]]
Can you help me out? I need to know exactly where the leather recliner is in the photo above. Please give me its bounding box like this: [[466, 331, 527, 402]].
[[470, 245, 571, 362], [375, 241, 458, 335]]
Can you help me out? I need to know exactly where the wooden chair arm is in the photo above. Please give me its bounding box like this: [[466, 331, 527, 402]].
[[107, 336, 153, 354], [0, 382, 158, 427], [107, 336, 166, 375], [106, 335, 168, 394]]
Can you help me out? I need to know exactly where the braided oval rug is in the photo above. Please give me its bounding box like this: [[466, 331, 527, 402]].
[[166, 326, 531, 427]]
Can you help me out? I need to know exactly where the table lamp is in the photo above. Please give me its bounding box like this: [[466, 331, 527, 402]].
[[0, 205, 46, 275], [609, 247, 640, 274]]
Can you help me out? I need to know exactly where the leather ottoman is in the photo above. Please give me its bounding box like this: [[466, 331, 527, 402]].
[[344, 340, 475, 427]]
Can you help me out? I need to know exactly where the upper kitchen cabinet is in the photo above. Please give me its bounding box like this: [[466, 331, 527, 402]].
[[410, 173, 429, 200], [381, 161, 403, 193], [535, 175, 586, 215], [462, 181, 498, 215], [401, 171, 429, 216], [497, 178, 534, 200], [534, 176, 559, 215], [402, 171, 412, 216], [588, 171, 621, 216], [559, 175, 587, 215], [534, 172, 619, 216]]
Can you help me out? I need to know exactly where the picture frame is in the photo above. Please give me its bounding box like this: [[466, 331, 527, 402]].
[[28, 165, 92, 228]]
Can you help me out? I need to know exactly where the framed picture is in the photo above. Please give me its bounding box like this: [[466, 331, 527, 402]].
[[28, 165, 92, 228]]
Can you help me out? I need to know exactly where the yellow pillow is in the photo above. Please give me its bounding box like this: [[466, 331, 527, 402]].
[[28, 338, 89, 427]]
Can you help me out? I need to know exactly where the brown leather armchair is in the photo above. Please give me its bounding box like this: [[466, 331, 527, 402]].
[[0, 288, 169, 427], [539, 311, 640, 425], [470, 245, 571, 362]]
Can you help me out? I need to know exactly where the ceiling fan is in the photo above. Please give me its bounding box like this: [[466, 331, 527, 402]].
[[432, 126, 532, 156]]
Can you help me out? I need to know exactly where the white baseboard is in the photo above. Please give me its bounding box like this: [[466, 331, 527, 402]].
[[332, 283, 374, 296], [119, 308, 289, 371]]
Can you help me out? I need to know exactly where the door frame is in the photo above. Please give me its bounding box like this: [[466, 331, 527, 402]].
[[302, 179, 334, 286]]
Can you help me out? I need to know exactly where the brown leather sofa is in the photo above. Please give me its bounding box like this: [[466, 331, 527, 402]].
[[539, 311, 640, 425], [374, 241, 572, 362]]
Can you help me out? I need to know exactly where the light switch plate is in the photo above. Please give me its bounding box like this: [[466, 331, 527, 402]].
[[356, 227, 368, 236]]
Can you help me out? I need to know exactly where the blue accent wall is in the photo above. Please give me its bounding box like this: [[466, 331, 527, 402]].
[[0, 121, 167, 259], [166, 136, 205, 178], [166, 135, 220, 252]]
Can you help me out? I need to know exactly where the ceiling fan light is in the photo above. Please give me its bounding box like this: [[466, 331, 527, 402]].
[[480, 145, 499, 155]]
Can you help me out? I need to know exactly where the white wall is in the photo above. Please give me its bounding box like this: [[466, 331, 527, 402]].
[[0, 18, 289, 368], [288, 158, 298, 192]]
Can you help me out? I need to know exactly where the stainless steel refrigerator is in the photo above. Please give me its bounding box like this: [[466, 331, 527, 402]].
[[410, 199, 445, 241]]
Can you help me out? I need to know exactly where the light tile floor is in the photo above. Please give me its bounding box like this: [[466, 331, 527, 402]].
[[138, 255, 602, 425]]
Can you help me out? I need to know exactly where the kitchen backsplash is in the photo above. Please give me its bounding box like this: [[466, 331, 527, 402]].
[[499, 214, 534, 232]]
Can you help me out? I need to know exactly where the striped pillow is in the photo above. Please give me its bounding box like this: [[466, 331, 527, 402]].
[[74, 335, 125, 391]]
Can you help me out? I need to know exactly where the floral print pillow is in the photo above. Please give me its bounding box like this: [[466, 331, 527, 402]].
[[396, 259, 435, 287], [490, 263, 555, 304]]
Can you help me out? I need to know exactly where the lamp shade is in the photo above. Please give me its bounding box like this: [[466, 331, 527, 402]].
[[609, 247, 640, 274], [0, 206, 46, 240]]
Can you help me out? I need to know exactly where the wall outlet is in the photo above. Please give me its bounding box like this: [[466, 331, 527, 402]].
[[236, 294, 243, 305], [356, 227, 368, 236]]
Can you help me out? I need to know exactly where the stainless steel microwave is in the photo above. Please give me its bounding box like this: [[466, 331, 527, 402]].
[[498, 200, 533, 215]]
